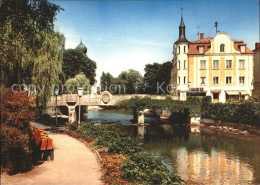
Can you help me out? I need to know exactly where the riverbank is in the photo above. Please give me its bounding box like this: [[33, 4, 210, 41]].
[[1, 122, 102, 185], [197, 118, 260, 137]]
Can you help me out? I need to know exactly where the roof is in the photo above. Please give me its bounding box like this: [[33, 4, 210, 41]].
[[188, 36, 254, 54], [190, 37, 212, 44], [76, 40, 87, 54]]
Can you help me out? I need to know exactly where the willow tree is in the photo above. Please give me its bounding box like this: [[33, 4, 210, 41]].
[[0, 0, 64, 114], [31, 31, 65, 114]]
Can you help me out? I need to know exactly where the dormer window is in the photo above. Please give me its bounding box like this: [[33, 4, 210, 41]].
[[199, 47, 204, 54], [220, 44, 225, 52], [240, 46, 245, 53]]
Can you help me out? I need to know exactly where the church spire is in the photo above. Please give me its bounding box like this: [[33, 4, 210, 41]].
[[175, 5, 189, 44]]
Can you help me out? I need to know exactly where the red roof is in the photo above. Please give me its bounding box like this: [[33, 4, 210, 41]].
[[187, 37, 254, 55]]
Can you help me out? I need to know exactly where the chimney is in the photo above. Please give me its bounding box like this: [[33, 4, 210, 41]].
[[200, 33, 204, 39], [255, 43, 260, 49]]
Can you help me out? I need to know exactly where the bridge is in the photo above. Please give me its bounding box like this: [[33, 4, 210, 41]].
[[46, 91, 175, 124]]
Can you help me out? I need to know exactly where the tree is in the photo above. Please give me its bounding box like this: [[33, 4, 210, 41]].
[[100, 72, 115, 92], [143, 62, 172, 94], [0, 0, 64, 114], [32, 30, 65, 114], [117, 70, 143, 94], [65, 73, 90, 93], [0, 0, 63, 86], [62, 49, 97, 85], [100, 70, 143, 94]]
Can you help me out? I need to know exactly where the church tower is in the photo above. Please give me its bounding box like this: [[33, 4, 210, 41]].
[[76, 38, 87, 55], [170, 9, 189, 98]]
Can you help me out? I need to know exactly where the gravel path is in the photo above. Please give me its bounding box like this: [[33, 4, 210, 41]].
[[1, 125, 103, 185]]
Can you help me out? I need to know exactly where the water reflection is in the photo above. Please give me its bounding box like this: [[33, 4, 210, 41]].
[[86, 110, 260, 184]]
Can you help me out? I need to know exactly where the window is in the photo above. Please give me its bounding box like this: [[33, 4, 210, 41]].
[[239, 60, 245, 69], [184, 60, 186, 69], [178, 60, 180, 69], [178, 46, 180, 54], [178, 76, 180, 84], [200, 77, 206, 85], [213, 60, 219, 69], [200, 60, 206, 69], [184, 46, 186, 53], [240, 46, 245, 53], [220, 44, 225, 52], [199, 47, 204, 54], [239, 76, 245, 84], [213, 77, 219, 84], [184, 76, 186, 84], [226, 77, 232, 84], [226, 60, 232, 69]]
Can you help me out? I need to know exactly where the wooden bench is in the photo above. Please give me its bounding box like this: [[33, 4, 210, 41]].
[[33, 129, 54, 160]]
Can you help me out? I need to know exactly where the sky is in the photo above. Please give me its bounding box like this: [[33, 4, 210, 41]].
[[53, 0, 259, 84]]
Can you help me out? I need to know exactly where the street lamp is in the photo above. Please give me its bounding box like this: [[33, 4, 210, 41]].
[[188, 82, 191, 97], [78, 87, 84, 126], [54, 88, 59, 126]]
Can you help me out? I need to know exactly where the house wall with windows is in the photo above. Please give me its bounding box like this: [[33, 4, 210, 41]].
[[171, 27, 254, 102], [187, 32, 254, 102]]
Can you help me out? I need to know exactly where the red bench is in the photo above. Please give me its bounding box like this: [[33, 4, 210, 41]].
[[33, 129, 54, 160]]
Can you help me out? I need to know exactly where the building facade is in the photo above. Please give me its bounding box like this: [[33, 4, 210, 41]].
[[170, 15, 254, 102], [253, 43, 260, 98]]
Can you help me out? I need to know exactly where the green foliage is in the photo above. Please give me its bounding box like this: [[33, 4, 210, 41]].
[[100, 69, 143, 94], [77, 122, 143, 155], [77, 122, 185, 184], [68, 121, 78, 131], [202, 99, 260, 125], [0, 0, 63, 87], [120, 152, 185, 185], [65, 73, 90, 93], [62, 49, 96, 85], [143, 61, 172, 94], [119, 96, 202, 123], [100, 72, 115, 92], [201, 96, 212, 117], [107, 137, 143, 156], [233, 102, 260, 125]]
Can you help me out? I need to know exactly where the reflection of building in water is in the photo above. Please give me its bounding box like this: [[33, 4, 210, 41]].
[[173, 148, 254, 184], [137, 126, 146, 139], [190, 125, 200, 133]]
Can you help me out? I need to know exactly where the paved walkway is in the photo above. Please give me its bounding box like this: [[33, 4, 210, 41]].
[[1, 123, 103, 185]]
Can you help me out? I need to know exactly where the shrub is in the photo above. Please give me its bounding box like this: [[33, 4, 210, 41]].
[[107, 136, 143, 156], [233, 102, 260, 125], [201, 96, 212, 117], [68, 121, 78, 131], [186, 97, 202, 117], [1, 88, 36, 174], [120, 152, 184, 185]]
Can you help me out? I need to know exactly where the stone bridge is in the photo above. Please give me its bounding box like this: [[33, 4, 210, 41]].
[[46, 91, 174, 124]]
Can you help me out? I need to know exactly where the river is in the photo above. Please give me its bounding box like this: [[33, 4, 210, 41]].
[[84, 109, 260, 184]]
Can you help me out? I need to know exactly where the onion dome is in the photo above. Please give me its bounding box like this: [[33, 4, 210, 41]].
[[76, 38, 87, 54]]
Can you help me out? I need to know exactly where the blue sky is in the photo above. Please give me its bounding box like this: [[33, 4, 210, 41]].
[[53, 0, 259, 84]]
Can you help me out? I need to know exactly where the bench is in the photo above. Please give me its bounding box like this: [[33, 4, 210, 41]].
[[33, 129, 54, 160]]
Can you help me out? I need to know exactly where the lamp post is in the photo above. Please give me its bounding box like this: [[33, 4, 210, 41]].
[[188, 82, 191, 97], [54, 88, 59, 126], [78, 87, 84, 126]]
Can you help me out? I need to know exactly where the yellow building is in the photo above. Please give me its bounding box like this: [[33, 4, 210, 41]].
[[170, 15, 254, 102]]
